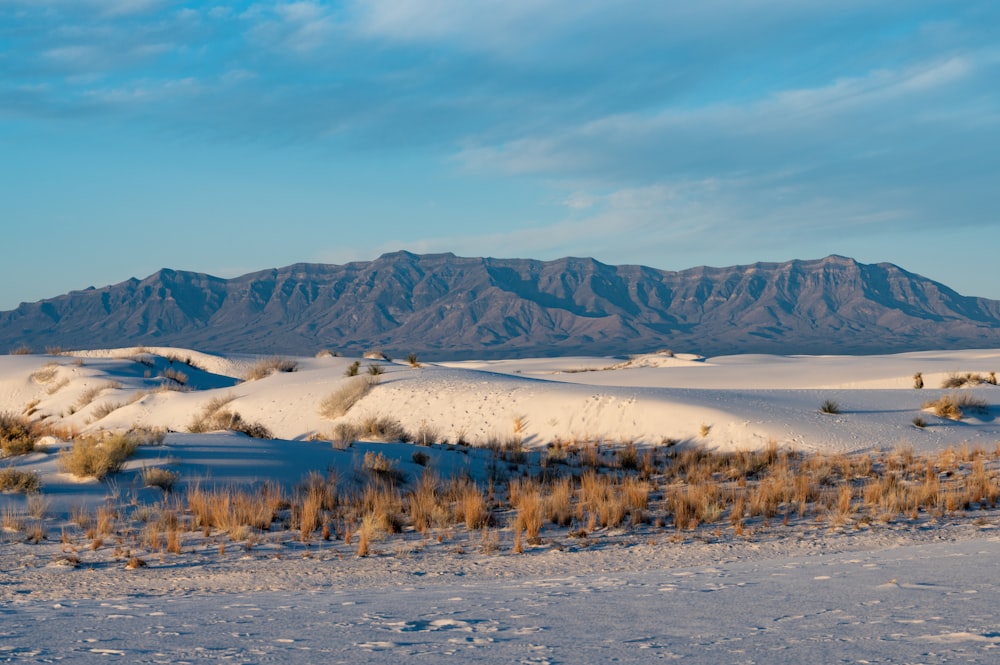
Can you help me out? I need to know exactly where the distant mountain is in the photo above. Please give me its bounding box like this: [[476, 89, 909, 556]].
[[2, 252, 999, 359]]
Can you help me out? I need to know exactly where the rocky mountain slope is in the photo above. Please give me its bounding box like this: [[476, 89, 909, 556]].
[[2, 252, 998, 358]]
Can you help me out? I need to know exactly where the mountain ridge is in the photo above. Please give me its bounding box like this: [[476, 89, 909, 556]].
[[2, 253, 998, 359]]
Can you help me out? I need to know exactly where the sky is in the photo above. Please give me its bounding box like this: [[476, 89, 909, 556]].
[[1, 0, 998, 310]]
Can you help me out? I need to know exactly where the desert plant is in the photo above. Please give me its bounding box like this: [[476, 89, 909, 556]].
[[912, 416, 927, 428], [345, 361, 360, 377], [189, 409, 272, 439], [0, 412, 37, 457], [820, 399, 841, 414], [363, 451, 404, 483], [407, 352, 420, 368], [244, 356, 298, 381], [366, 364, 386, 383], [411, 450, 430, 466], [319, 377, 372, 419], [91, 401, 125, 421], [0, 467, 41, 493], [922, 393, 989, 420], [9, 344, 33, 355], [356, 415, 408, 442], [142, 466, 178, 492], [913, 372, 924, 389], [58, 432, 140, 480], [161, 367, 188, 386]]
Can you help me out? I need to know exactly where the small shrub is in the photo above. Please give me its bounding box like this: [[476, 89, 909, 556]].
[[10, 345, 33, 355], [366, 364, 386, 383], [31, 364, 59, 384], [59, 432, 140, 480], [913, 372, 924, 389], [75, 382, 121, 410], [356, 415, 408, 442], [912, 416, 927, 428], [345, 361, 360, 377], [0, 467, 41, 493], [244, 356, 298, 381], [820, 399, 841, 414], [161, 368, 188, 386], [923, 393, 988, 421], [142, 466, 178, 492], [363, 451, 403, 483], [411, 450, 430, 466], [319, 377, 372, 419], [189, 409, 272, 439], [91, 401, 125, 421], [407, 352, 420, 368], [332, 423, 358, 449], [0, 412, 37, 457], [699, 423, 712, 438]]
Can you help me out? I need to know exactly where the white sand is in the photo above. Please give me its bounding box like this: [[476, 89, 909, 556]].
[[3, 346, 1000, 662]]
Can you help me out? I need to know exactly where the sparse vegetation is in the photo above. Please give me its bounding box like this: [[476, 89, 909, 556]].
[[913, 372, 924, 389], [941, 372, 991, 389], [59, 432, 141, 480], [356, 415, 408, 442], [319, 377, 372, 419], [244, 356, 298, 381], [922, 393, 989, 420], [820, 399, 841, 414], [1, 412, 38, 457], [0, 466, 41, 493], [142, 466, 178, 492], [407, 352, 420, 368], [345, 361, 360, 377]]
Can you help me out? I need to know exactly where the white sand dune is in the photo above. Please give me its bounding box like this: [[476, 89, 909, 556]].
[[3, 346, 1000, 663]]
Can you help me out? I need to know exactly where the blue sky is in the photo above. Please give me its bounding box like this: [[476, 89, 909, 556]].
[[1, 1, 998, 310]]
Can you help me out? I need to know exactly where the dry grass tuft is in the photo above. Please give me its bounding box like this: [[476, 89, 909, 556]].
[[319, 377, 372, 419], [244, 356, 298, 381], [142, 466, 178, 492], [58, 432, 140, 480], [189, 409, 272, 439], [1, 412, 38, 457], [0, 466, 41, 493], [922, 393, 989, 420]]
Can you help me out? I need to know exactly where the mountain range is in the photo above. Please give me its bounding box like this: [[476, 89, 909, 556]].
[[2, 252, 998, 359]]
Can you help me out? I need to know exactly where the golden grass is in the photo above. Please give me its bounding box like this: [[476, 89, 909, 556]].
[[319, 377, 372, 419], [59, 432, 140, 480]]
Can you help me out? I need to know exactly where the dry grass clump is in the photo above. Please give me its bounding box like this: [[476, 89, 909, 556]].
[[356, 415, 408, 442], [319, 377, 372, 419], [362, 451, 404, 483], [187, 483, 283, 535], [142, 466, 178, 492], [243, 356, 298, 381], [0, 466, 41, 493], [922, 393, 989, 420], [188, 409, 272, 439], [91, 400, 125, 421], [941, 372, 996, 388], [75, 381, 122, 410], [161, 367, 188, 386], [59, 432, 140, 480], [31, 363, 60, 384], [1, 412, 38, 457], [9, 344, 33, 355]]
